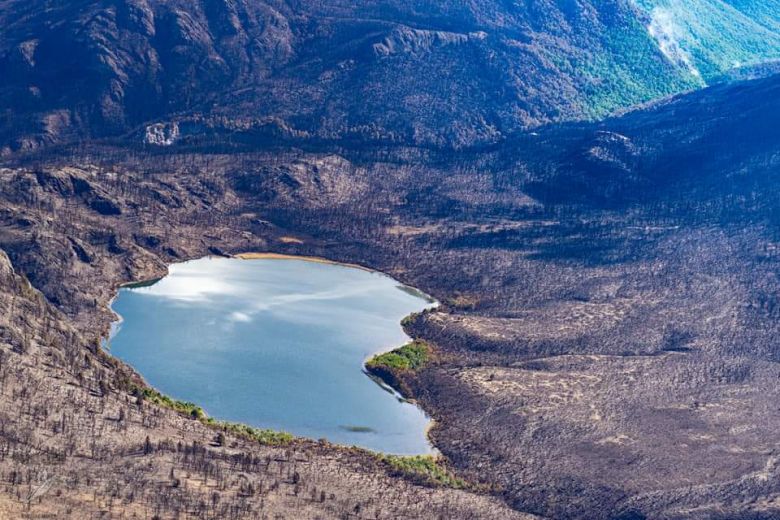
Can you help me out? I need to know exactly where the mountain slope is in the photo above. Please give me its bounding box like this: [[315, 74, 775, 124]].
[[634, 0, 780, 80], [0, 0, 704, 152], [3, 0, 778, 154]]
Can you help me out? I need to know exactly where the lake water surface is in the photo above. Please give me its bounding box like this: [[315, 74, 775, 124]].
[[109, 256, 436, 454]]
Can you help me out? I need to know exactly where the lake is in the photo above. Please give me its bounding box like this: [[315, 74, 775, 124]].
[[108, 256, 436, 455]]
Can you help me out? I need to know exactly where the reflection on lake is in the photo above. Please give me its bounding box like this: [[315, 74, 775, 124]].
[[109, 256, 436, 454]]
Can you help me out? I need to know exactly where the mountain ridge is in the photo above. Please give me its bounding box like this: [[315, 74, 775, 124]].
[[9, 0, 778, 152]]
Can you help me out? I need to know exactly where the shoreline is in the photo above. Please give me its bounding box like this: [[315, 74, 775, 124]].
[[234, 252, 374, 272], [106, 250, 439, 456], [236, 252, 439, 305], [241, 251, 440, 454]]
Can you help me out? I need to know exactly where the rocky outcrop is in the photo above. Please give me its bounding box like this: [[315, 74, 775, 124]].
[[373, 27, 487, 56], [143, 122, 180, 146]]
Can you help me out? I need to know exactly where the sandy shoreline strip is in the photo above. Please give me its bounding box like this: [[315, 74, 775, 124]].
[[234, 252, 373, 272]]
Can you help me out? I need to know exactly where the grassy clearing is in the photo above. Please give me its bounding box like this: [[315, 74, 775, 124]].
[[366, 341, 430, 372], [380, 455, 466, 489]]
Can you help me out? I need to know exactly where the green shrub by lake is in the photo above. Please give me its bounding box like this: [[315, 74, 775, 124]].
[[205, 418, 294, 445], [130, 385, 293, 445], [367, 341, 430, 372], [381, 455, 466, 489], [133, 386, 205, 419]]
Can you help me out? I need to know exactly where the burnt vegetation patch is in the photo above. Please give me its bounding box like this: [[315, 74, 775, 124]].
[[0, 50, 778, 520]]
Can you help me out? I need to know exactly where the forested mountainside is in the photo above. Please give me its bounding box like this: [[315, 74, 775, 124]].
[[1, 0, 777, 153], [634, 0, 780, 79]]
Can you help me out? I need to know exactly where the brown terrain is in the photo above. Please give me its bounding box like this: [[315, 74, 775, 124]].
[[0, 157, 535, 519], [0, 0, 779, 517], [0, 71, 779, 519]]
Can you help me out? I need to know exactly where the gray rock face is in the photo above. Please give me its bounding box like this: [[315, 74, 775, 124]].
[[372, 28, 486, 57], [143, 122, 179, 146]]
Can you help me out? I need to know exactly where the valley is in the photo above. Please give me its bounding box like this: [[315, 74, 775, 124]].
[[0, 73, 777, 518], [0, 1, 779, 518]]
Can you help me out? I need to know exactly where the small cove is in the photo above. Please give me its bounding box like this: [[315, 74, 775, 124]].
[[108, 256, 436, 455]]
